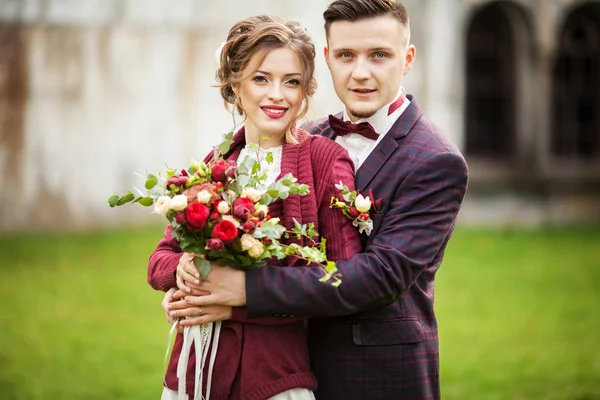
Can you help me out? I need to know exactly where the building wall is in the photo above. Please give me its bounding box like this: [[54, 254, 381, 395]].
[[0, 0, 598, 231]]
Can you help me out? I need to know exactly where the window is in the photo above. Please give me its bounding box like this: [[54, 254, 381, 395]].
[[465, 2, 519, 159], [551, 3, 600, 160]]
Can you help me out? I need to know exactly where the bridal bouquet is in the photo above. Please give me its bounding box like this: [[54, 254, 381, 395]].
[[108, 132, 340, 400], [108, 132, 339, 284]]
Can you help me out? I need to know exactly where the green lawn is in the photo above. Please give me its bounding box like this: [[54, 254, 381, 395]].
[[0, 226, 599, 399]]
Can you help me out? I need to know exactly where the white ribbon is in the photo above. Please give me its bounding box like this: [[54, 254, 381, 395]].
[[172, 320, 222, 400]]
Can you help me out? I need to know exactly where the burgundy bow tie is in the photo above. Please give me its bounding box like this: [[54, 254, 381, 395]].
[[328, 115, 379, 140]]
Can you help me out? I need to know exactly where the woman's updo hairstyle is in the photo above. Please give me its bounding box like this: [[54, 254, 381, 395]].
[[216, 15, 317, 139]]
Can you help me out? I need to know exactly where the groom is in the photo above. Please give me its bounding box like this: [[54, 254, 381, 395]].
[[168, 1, 468, 398]]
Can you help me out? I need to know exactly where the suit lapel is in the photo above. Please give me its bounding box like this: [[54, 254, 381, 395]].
[[355, 95, 423, 191]]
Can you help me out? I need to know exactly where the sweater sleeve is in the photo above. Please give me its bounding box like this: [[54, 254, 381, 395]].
[[230, 142, 362, 323], [245, 151, 469, 317], [148, 225, 182, 292]]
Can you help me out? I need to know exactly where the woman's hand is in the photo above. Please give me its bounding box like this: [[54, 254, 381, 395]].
[[168, 292, 233, 326], [162, 288, 184, 333], [176, 253, 209, 296]]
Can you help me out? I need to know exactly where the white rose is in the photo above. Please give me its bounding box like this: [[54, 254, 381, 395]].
[[197, 190, 211, 204], [354, 194, 372, 213], [222, 215, 240, 228], [248, 242, 264, 258], [154, 196, 171, 216], [217, 201, 230, 214], [241, 188, 262, 203], [169, 194, 188, 211], [241, 233, 264, 257], [240, 233, 258, 251]]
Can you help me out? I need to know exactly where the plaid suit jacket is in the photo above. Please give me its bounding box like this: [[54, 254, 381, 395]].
[[245, 95, 469, 399]]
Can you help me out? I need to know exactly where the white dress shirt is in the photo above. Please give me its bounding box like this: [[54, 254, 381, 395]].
[[335, 87, 410, 171]]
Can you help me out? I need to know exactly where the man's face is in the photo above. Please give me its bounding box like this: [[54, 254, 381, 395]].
[[325, 15, 415, 122]]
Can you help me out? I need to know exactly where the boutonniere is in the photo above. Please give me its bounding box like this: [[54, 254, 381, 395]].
[[330, 182, 383, 236]]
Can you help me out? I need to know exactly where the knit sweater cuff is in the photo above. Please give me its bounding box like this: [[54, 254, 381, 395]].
[[242, 372, 317, 400]]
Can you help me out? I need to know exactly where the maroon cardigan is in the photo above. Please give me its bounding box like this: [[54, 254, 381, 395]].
[[148, 128, 362, 400]]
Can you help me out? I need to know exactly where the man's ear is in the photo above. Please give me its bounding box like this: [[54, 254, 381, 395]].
[[324, 46, 331, 70], [403, 44, 416, 75]]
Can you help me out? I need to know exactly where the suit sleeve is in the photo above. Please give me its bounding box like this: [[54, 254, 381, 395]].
[[147, 225, 181, 291], [231, 147, 362, 323], [245, 151, 468, 317]]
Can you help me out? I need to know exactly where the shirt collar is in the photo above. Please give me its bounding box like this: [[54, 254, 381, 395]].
[[342, 86, 408, 135]]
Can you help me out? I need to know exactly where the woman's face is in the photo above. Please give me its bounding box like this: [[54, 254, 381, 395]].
[[236, 47, 305, 143]]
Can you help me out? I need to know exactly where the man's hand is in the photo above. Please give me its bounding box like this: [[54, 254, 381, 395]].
[[185, 263, 247, 307]]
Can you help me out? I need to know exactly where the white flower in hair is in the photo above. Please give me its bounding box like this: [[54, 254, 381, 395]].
[[215, 41, 226, 64]]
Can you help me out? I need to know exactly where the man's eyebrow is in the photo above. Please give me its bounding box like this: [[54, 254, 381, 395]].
[[331, 46, 395, 53]]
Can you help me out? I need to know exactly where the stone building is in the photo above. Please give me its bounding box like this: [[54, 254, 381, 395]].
[[0, 0, 598, 230]]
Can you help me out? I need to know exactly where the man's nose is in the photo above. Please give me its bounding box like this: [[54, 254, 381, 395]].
[[351, 58, 371, 81]]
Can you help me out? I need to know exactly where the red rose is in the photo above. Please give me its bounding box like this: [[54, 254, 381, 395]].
[[232, 198, 255, 221], [207, 238, 225, 251], [166, 175, 188, 187], [185, 202, 210, 231], [241, 220, 256, 233], [211, 160, 229, 182], [212, 219, 238, 244], [348, 207, 360, 219], [226, 165, 238, 179], [174, 212, 186, 224], [210, 210, 221, 222]]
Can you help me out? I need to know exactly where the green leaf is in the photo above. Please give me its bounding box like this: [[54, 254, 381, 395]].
[[237, 174, 250, 187], [319, 237, 327, 253], [185, 246, 205, 254], [265, 152, 274, 164], [307, 223, 319, 239], [117, 192, 135, 206], [251, 160, 261, 175], [254, 223, 286, 239], [218, 139, 234, 155], [145, 174, 158, 190], [138, 197, 154, 207], [227, 181, 242, 195], [108, 195, 120, 207], [260, 193, 274, 205], [292, 218, 306, 234], [193, 258, 212, 280], [247, 143, 260, 152], [267, 189, 279, 198], [179, 238, 195, 249]]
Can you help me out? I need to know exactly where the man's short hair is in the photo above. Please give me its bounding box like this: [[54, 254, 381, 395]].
[[323, 0, 410, 39]]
